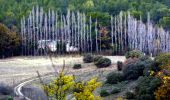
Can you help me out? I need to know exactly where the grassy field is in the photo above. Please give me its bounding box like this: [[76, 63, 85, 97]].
[[0, 55, 125, 99], [0, 56, 125, 86]]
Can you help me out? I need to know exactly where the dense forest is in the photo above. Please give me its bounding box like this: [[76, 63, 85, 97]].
[[0, 0, 170, 57], [1, 0, 170, 30]]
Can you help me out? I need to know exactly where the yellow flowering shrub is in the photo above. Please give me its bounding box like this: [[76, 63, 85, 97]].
[[73, 78, 102, 100], [43, 72, 102, 100], [154, 68, 170, 100], [43, 72, 75, 100]]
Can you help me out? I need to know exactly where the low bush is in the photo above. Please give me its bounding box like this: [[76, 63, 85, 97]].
[[0, 83, 13, 95], [100, 90, 110, 97], [123, 56, 156, 80], [125, 91, 135, 99], [155, 53, 170, 69], [106, 72, 124, 84], [123, 57, 139, 67], [73, 64, 82, 69], [111, 87, 121, 94], [125, 50, 144, 59], [93, 55, 103, 63], [143, 61, 160, 76], [95, 58, 111, 68], [135, 76, 161, 100], [83, 54, 94, 63], [139, 56, 160, 76], [123, 61, 145, 80], [117, 61, 123, 71]]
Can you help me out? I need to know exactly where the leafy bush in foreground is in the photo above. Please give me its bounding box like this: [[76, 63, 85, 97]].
[[43, 73, 74, 99], [143, 61, 160, 76], [106, 72, 124, 84], [139, 56, 160, 76], [95, 58, 111, 68], [136, 76, 161, 100], [123, 61, 145, 80], [43, 70, 101, 100], [74, 78, 101, 99], [83, 54, 94, 63], [123, 56, 156, 80]]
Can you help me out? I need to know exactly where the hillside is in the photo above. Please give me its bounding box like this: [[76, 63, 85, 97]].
[[0, 0, 170, 30]]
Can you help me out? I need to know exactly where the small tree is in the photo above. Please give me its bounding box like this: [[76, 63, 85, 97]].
[[0, 23, 20, 57]]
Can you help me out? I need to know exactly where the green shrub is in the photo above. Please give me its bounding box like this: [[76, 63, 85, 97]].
[[123, 56, 156, 80], [95, 58, 111, 68], [93, 55, 103, 62], [106, 72, 124, 84], [123, 61, 145, 80], [140, 56, 161, 76], [123, 58, 140, 67], [117, 61, 123, 71], [111, 87, 121, 94], [139, 56, 160, 76], [143, 61, 160, 76], [125, 91, 135, 99], [83, 54, 94, 63], [125, 50, 144, 59], [139, 56, 151, 61], [155, 53, 170, 68], [136, 76, 161, 100], [73, 64, 82, 69], [100, 90, 110, 97]]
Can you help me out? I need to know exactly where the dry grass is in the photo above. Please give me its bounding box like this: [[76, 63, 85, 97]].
[[0, 56, 125, 86]]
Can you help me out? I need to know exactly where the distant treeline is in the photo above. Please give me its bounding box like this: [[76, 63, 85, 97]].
[[0, 0, 170, 30]]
